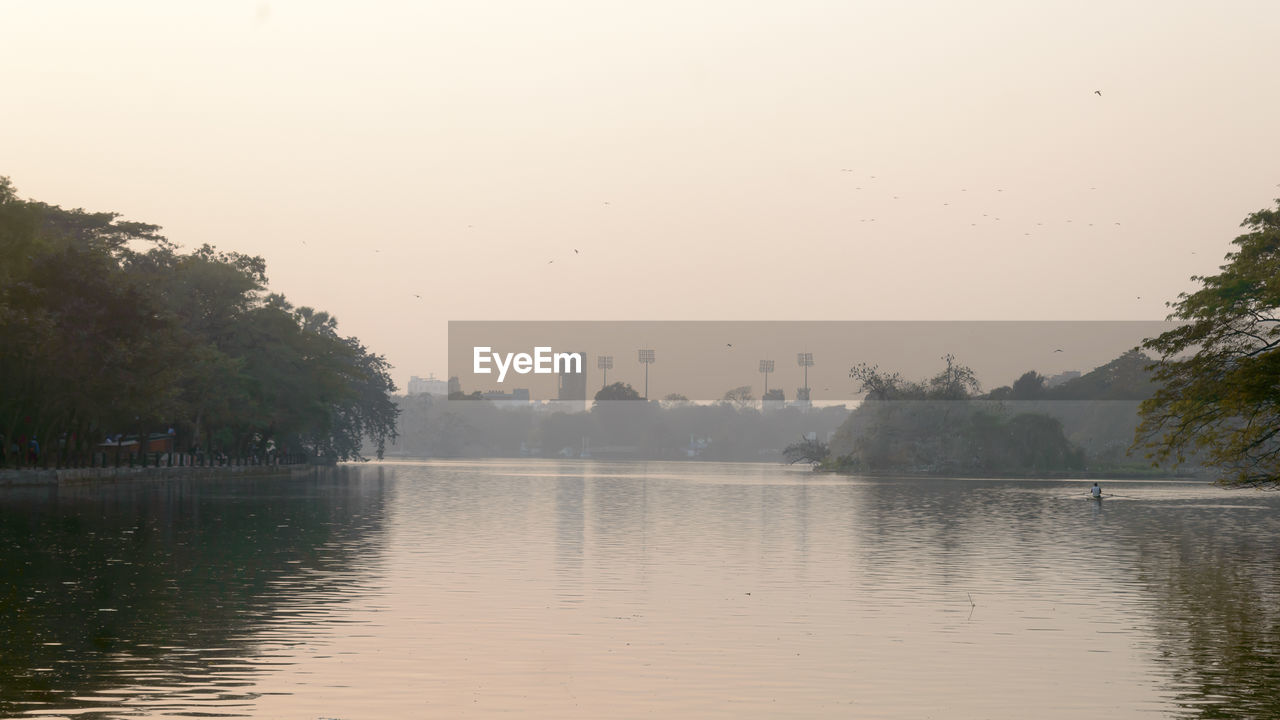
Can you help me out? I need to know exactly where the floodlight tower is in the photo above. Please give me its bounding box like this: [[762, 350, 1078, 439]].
[[759, 359, 774, 397], [597, 355, 613, 389], [638, 349, 656, 400], [797, 352, 814, 403]]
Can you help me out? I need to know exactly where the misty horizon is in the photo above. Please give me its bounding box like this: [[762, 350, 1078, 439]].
[[4, 2, 1278, 392]]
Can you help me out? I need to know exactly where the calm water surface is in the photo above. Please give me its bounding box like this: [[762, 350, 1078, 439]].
[[1, 460, 1278, 719]]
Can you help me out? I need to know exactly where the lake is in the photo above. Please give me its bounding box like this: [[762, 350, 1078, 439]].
[[2, 460, 1277, 719]]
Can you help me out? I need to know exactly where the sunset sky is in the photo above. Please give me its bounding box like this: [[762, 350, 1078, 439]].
[[4, 0, 1278, 390]]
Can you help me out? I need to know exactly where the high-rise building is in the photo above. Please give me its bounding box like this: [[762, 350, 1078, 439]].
[[407, 374, 448, 396], [557, 350, 587, 401]]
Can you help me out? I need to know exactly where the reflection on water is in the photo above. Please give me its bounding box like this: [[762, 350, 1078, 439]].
[[1131, 507, 1280, 719], [0, 467, 389, 719], [1, 460, 1277, 718]]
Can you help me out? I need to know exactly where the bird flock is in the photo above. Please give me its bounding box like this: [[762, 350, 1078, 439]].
[[400, 89, 1227, 309]]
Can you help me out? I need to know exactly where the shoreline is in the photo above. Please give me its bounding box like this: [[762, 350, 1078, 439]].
[[817, 467, 1208, 481], [0, 464, 319, 488]]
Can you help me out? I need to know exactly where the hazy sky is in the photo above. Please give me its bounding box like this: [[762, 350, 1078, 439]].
[[4, 1, 1279, 390]]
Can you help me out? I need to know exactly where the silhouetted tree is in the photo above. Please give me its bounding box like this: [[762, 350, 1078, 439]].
[[1137, 201, 1280, 485], [1010, 371, 1046, 400], [721, 385, 754, 411], [784, 436, 829, 465], [594, 382, 643, 402], [0, 177, 398, 467]]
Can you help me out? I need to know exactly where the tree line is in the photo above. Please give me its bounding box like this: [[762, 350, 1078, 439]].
[[393, 389, 849, 461], [819, 199, 1280, 484], [824, 354, 1092, 475], [0, 178, 398, 468]]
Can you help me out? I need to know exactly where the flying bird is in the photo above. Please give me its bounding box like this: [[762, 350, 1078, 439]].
[[1094, 90, 1102, 96], [574, 249, 579, 254]]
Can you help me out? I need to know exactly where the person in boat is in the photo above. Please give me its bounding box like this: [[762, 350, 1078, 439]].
[[1090, 482, 1102, 499]]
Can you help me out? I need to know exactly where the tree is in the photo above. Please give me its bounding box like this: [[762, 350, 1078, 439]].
[[594, 382, 642, 402], [1137, 201, 1280, 485], [1010, 371, 1046, 400], [1045, 350, 1155, 400], [783, 436, 829, 465], [0, 179, 183, 467], [850, 354, 979, 401], [928, 353, 981, 400], [834, 354, 1089, 474], [721, 385, 754, 411], [849, 363, 924, 400], [0, 177, 399, 467], [661, 393, 689, 408], [763, 388, 785, 402]]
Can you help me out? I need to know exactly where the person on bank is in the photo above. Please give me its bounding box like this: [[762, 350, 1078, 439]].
[[1091, 482, 1102, 499]]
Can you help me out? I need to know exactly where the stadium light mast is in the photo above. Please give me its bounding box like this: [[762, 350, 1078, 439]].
[[797, 352, 814, 404], [759, 359, 774, 397], [638, 349, 656, 400], [597, 355, 613, 389]]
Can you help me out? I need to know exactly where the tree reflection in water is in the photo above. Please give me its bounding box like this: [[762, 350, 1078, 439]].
[[2, 464, 1277, 719], [842, 478, 1280, 719], [1136, 522, 1280, 719], [0, 468, 388, 718]]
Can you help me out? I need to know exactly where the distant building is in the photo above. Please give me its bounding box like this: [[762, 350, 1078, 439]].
[[788, 387, 813, 410], [481, 388, 531, 402], [1045, 370, 1081, 388], [557, 350, 587, 402], [533, 400, 588, 414], [408, 374, 448, 396], [448, 376, 462, 395], [762, 389, 786, 413]]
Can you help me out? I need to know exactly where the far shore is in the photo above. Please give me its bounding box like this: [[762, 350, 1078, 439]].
[[817, 466, 1209, 481], [376, 454, 1209, 482], [0, 464, 319, 489]]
